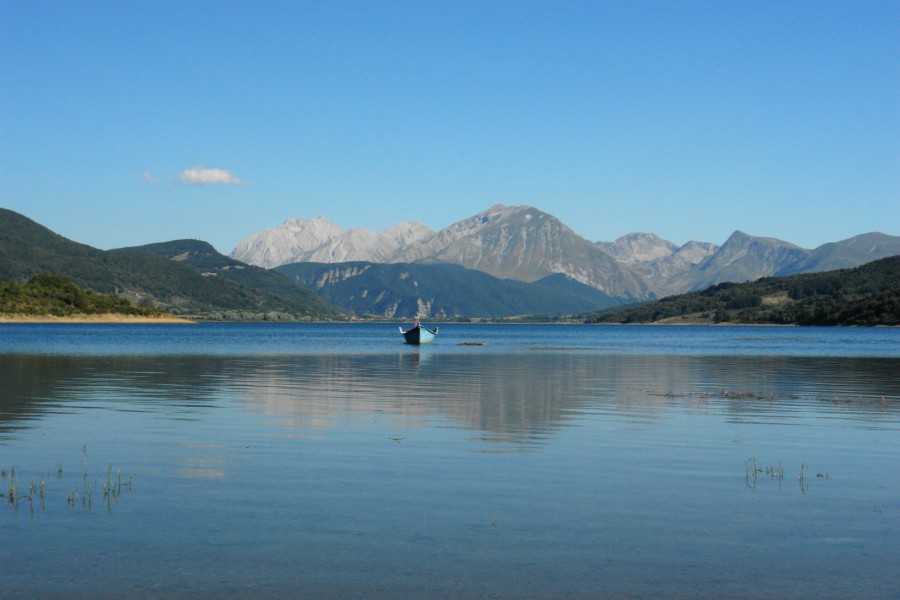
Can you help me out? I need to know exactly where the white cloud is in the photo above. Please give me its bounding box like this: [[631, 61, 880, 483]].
[[141, 170, 159, 184], [178, 165, 246, 186]]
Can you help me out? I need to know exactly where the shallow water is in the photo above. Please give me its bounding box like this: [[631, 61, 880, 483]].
[[1, 324, 898, 598]]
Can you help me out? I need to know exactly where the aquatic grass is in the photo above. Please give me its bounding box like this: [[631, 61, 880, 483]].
[[746, 458, 829, 493], [2, 447, 132, 514], [654, 390, 783, 401], [807, 393, 897, 415], [4, 466, 19, 507], [657, 389, 892, 413], [745, 457, 784, 490], [527, 346, 599, 351], [29, 478, 45, 510], [101, 464, 131, 510], [1, 467, 51, 511]]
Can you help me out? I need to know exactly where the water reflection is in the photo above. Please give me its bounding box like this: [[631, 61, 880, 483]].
[[2, 350, 899, 599], [2, 354, 897, 448]]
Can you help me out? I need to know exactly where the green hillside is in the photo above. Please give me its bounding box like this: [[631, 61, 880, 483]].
[[0, 208, 341, 320], [586, 255, 900, 326], [277, 261, 622, 318], [118, 239, 344, 320]]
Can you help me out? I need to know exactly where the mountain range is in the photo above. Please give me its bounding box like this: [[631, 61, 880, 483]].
[[2, 205, 898, 321], [234, 205, 654, 300], [0, 208, 619, 319], [231, 204, 900, 299]]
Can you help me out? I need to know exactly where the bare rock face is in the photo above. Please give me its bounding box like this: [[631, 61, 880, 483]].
[[230, 218, 433, 269], [596, 233, 679, 265], [671, 240, 720, 266], [230, 217, 343, 269]]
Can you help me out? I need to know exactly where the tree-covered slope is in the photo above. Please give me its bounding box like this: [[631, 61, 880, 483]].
[[585, 255, 900, 326], [118, 239, 342, 319], [0, 273, 167, 317]]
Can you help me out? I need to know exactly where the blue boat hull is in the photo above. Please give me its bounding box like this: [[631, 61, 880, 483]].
[[400, 324, 438, 344]]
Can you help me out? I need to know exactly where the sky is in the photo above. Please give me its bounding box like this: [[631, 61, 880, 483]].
[[1, 1, 897, 255]]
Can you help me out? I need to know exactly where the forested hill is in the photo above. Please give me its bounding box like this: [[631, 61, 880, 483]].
[[276, 261, 623, 319], [585, 256, 900, 326], [0, 208, 342, 320]]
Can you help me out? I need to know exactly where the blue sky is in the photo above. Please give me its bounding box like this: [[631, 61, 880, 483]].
[[2, 1, 897, 254]]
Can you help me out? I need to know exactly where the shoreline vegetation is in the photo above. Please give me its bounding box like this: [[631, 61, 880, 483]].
[[0, 274, 192, 324], [0, 314, 194, 324]]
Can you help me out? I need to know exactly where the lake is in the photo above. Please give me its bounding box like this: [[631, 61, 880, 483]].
[[1, 323, 898, 598]]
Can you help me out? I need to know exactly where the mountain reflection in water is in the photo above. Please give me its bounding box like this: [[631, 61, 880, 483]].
[[2, 353, 896, 449]]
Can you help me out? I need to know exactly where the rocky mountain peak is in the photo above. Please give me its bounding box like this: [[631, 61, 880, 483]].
[[597, 232, 679, 264], [664, 230, 811, 291], [230, 217, 345, 268], [713, 230, 807, 267], [230, 216, 435, 268], [396, 204, 654, 298], [384, 221, 433, 245], [673, 241, 719, 263]]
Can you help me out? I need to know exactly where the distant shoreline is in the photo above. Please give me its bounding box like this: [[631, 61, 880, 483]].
[[0, 313, 195, 324]]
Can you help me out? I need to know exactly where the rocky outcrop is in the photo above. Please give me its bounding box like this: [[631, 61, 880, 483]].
[[596, 232, 679, 264], [230, 218, 433, 268]]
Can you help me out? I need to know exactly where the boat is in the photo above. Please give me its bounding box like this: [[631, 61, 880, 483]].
[[399, 316, 438, 345]]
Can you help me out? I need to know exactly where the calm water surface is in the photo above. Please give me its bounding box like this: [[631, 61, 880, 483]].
[[1, 324, 898, 598]]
